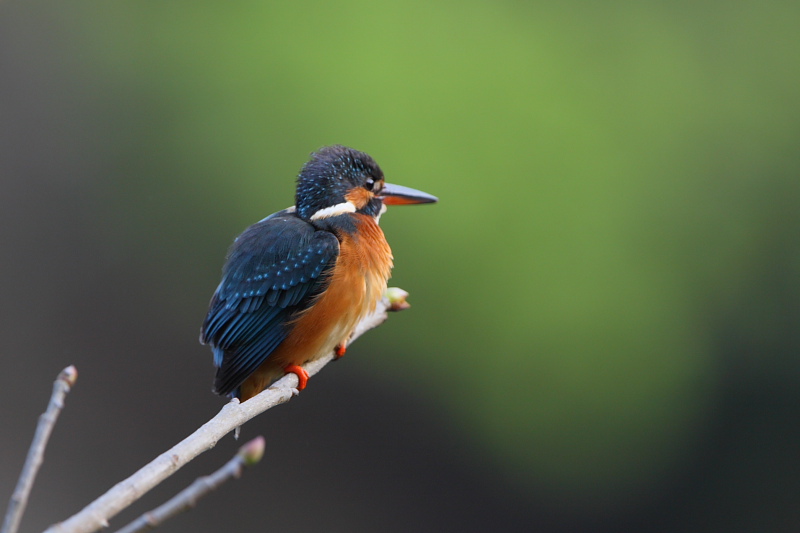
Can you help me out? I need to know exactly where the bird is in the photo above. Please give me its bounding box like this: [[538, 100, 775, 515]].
[[200, 145, 437, 401]]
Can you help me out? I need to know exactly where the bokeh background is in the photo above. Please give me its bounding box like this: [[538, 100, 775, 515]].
[[2, 1, 799, 531]]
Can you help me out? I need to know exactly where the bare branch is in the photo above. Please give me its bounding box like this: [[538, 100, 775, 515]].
[[2, 365, 78, 533], [44, 290, 405, 533], [113, 437, 265, 533]]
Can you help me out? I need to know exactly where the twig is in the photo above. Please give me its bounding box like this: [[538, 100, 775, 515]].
[[2, 366, 78, 533], [44, 289, 409, 533], [113, 437, 266, 533]]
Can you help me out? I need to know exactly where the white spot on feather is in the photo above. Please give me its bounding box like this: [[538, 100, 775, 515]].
[[310, 201, 357, 221]]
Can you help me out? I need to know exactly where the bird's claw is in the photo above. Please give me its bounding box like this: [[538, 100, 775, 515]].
[[334, 342, 347, 359], [284, 364, 309, 391]]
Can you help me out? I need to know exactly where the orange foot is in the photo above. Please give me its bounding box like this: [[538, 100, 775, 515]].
[[284, 364, 309, 391], [334, 343, 347, 359]]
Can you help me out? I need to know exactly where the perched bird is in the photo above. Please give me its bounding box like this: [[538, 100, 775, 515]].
[[201, 145, 437, 401]]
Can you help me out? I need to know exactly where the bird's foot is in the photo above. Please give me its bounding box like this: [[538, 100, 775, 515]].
[[334, 342, 347, 359], [284, 364, 309, 391]]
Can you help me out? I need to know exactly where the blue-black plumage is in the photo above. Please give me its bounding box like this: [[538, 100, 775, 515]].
[[200, 145, 437, 400]]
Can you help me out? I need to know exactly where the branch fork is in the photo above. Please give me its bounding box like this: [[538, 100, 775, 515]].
[[32, 289, 406, 533]]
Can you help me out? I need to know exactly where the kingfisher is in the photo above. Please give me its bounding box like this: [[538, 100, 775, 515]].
[[200, 145, 437, 401]]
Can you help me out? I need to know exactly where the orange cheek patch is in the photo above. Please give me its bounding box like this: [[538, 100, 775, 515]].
[[345, 188, 373, 209]]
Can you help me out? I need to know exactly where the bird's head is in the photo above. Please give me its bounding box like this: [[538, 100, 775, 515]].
[[295, 145, 437, 222]]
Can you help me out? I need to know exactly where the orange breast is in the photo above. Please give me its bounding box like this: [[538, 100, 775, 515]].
[[239, 215, 393, 400]]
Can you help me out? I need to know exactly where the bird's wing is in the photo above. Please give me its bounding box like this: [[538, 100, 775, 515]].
[[201, 212, 340, 396]]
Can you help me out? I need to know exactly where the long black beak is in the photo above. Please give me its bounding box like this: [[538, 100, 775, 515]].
[[379, 183, 438, 205]]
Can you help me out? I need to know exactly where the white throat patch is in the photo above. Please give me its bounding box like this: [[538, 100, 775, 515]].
[[309, 201, 357, 221], [374, 202, 387, 224]]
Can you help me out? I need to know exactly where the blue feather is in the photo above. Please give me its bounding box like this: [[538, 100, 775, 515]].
[[200, 212, 339, 396]]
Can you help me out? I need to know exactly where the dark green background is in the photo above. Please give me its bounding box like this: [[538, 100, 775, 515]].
[[1, 1, 798, 531]]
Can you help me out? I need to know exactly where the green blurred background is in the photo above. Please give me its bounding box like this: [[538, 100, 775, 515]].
[[2, 1, 799, 531]]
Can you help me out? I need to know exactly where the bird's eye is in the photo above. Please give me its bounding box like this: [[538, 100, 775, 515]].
[[365, 178, 384, 193]]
